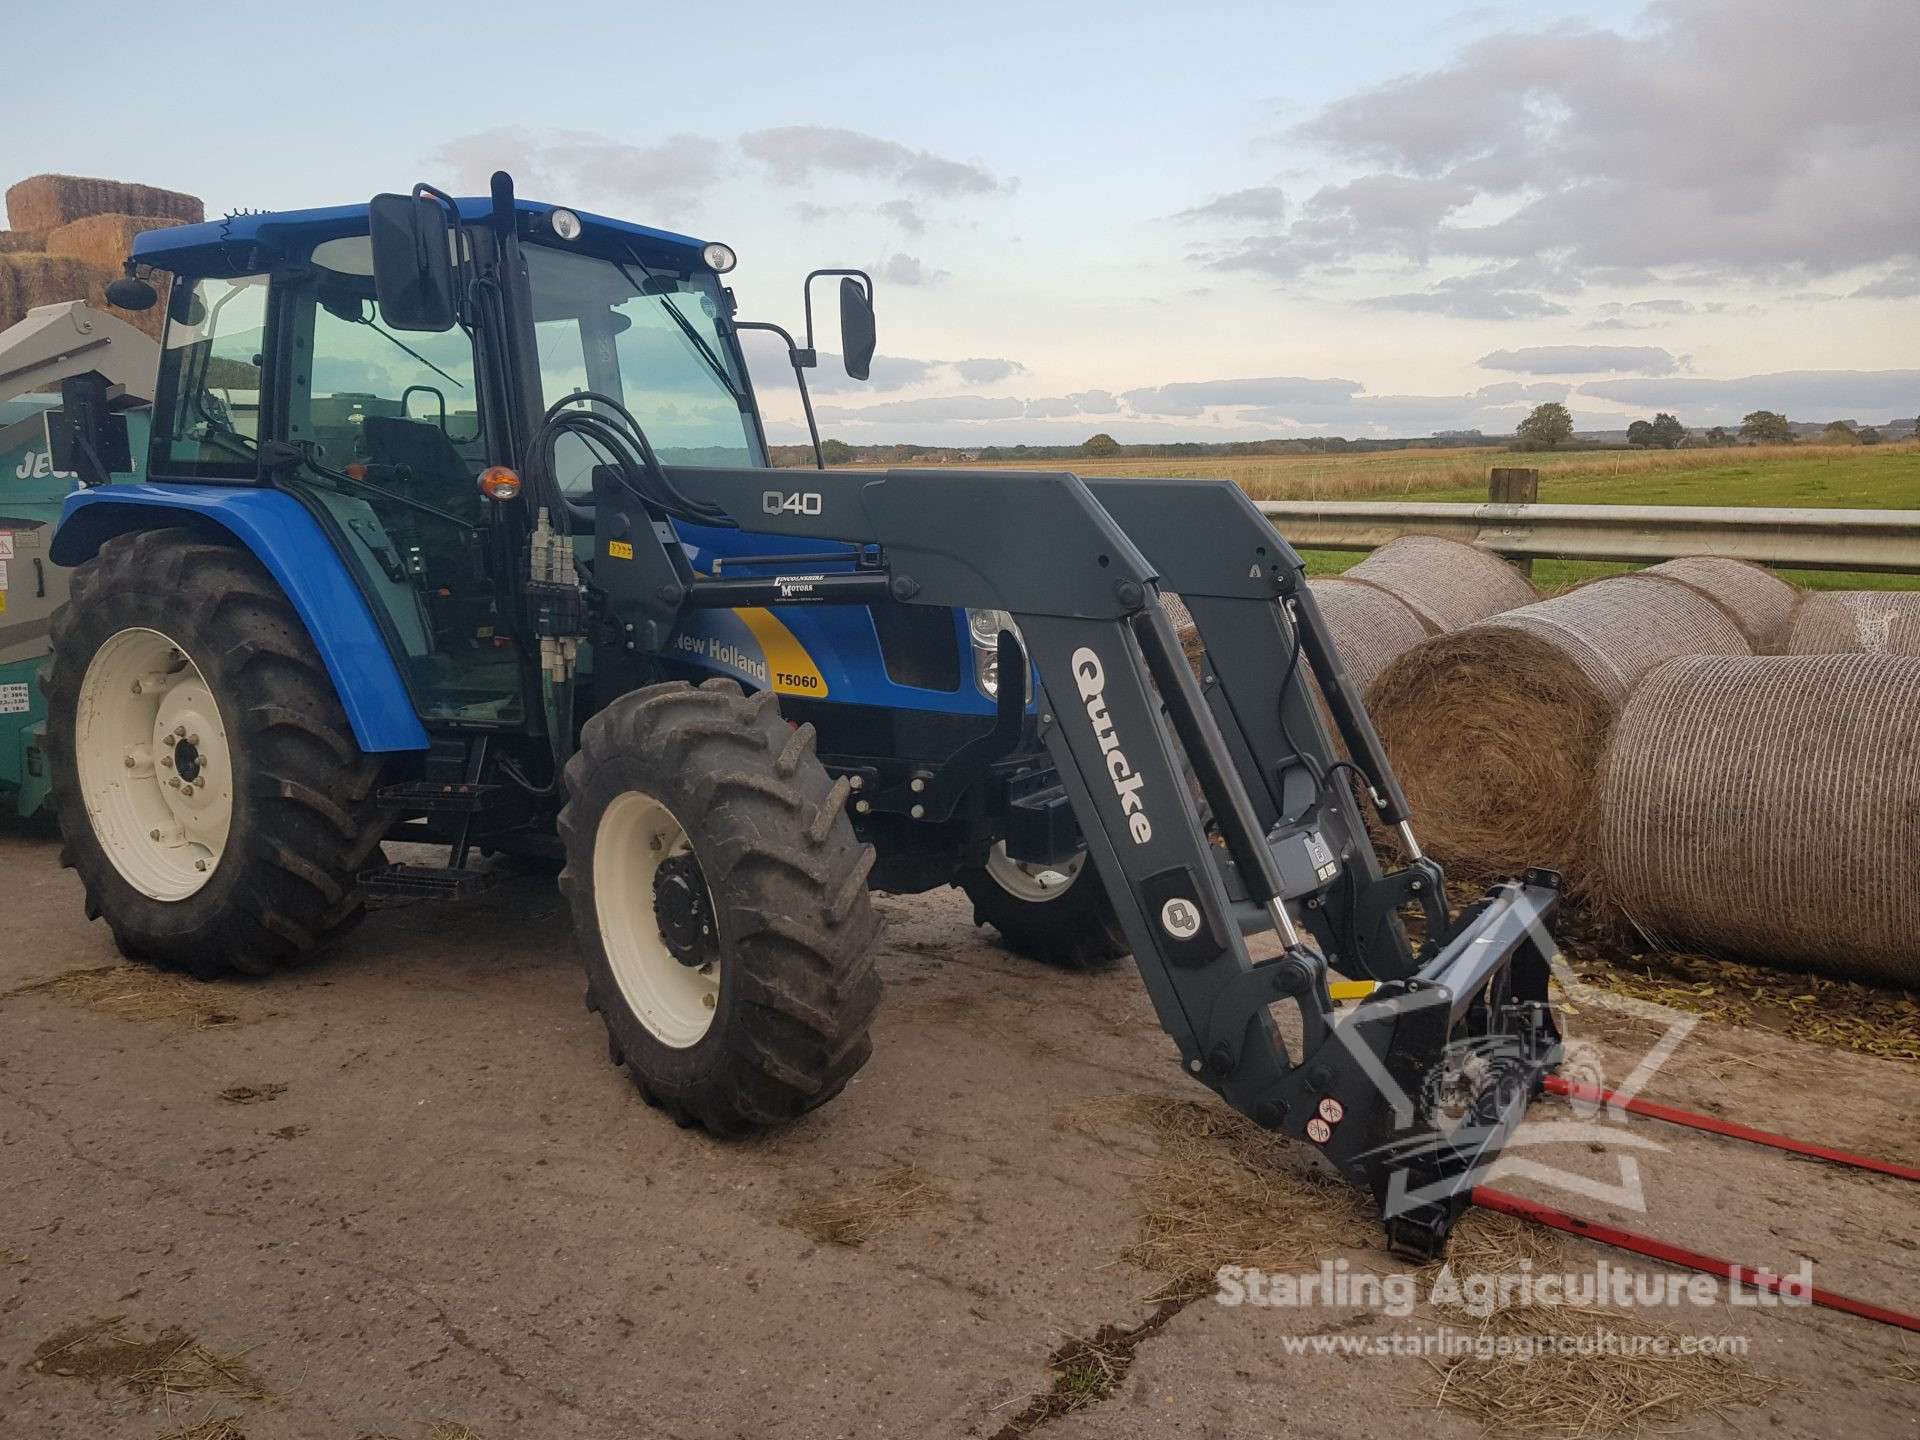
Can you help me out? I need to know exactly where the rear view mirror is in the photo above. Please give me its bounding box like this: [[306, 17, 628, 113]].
[[839, 277, 876, 381], [369, 192, 456, 331]]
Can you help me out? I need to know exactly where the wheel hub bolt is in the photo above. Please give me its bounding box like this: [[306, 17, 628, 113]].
[[164, 733, 177, 747], [181, 784, 194, 797], [162, 755, 174, 768], [168, 777, 181, 788], [173, 725, 186, 738], [194, 859, 209, 872], [187, 734, 199, 746]]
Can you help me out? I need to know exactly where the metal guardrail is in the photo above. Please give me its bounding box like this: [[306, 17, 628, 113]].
[[1253, 500, 1920, 573]]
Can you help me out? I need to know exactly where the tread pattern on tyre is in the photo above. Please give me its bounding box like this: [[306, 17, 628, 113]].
[[956, 857, 1129, 970], [557, 678, 883, 1135], [42, 528, 387, 977]]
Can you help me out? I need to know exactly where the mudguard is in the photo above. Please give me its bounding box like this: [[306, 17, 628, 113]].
[[51, 484, 429, 752]]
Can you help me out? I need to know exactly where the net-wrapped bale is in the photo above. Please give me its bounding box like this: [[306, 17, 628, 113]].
[[1596, 653, 1920, 988], [44, 213, 187, 273], [1367, 573, 1751, 882], [5, 174, 204, 234], [1784, 592, 1920, 656], [1342, 533, 1540, 632], [1639, 556, 1801, 651], [1308, 576, 1434, 694], [1170, 535, 1537, 690]]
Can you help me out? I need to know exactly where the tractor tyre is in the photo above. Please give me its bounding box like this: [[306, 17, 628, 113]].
[[558, 678, 883, 1135], [956, 844, 1129, 969], [42, 528, 389, 978]]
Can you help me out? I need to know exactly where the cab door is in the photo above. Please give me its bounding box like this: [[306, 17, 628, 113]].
[[273, 238, 529, 725]]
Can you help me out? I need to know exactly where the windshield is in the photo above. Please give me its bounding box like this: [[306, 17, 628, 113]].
[[524, 244, 762, 490]]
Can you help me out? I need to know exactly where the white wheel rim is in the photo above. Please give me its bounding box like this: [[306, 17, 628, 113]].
[[593, 790, 719, 1048], [75, 626, 233, 901], [984, 842, 1084, 904]]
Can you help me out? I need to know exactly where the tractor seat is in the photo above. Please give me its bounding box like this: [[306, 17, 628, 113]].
[[361, 416, 481, 520]]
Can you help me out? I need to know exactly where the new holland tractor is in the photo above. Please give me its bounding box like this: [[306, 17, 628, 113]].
[[40, 173, 1563, 1256]]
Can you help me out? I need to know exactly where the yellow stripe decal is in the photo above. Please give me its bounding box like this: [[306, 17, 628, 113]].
[[733, 607, 829, 698]]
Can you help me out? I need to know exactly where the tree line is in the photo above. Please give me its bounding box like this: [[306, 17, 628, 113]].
[[1514, 403, 1909, 451]]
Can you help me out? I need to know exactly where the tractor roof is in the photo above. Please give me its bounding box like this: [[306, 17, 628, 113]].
[[132, 197, 709, 274]]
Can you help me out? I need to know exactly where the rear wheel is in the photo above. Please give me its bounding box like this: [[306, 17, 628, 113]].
[[43, 529, 389, 976], [956, 842, 1128, 969], [559, 679, 882, 1134]]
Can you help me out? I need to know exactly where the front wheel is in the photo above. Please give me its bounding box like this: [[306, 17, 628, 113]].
[[558, 679, 883, 1135], [956, 843, 1128, 969], [42, 529, 388, 976]]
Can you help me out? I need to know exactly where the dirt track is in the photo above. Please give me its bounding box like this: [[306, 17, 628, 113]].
[[2, 821, 1916, 1440]]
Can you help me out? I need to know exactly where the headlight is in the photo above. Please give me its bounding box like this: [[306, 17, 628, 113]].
[[966, 609, 1028, 700], [702, 241, 737, 273], [549, 208, 583, 241]]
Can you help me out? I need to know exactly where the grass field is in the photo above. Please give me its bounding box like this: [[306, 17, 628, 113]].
[[974, 442, 1920, 592]]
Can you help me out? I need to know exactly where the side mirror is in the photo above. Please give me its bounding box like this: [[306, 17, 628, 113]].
[[369, 191, 456, 331], [839, 277, 876, 381], [105, 276, 158, 311]]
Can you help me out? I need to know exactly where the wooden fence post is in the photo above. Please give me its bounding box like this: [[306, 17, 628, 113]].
[[1488, 467, 1539, 577], [1488, 467, 1540, 504]]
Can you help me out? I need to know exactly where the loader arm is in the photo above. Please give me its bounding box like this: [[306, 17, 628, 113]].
[[596, 463, 1564, 1255]]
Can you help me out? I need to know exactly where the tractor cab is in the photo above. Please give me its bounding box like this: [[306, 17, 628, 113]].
[[123, 192, 808, 731]]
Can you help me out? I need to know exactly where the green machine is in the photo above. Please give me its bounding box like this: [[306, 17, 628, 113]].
[[0, 300, 157, 817]]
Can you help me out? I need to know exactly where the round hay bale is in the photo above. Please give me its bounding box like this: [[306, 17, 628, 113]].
[[1596, 653, 1920, 987], [1783, 591, 1920, 656], [1367, 573, 1751, 882], [1308, 575, 1434, 694], [1640, 556, 1801, 650], [1345, 534, 1539, 631]]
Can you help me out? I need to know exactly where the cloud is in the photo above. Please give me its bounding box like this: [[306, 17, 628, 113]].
[[1120, 376, 1364, 418], [1203, 2, 1919, 298], [879, 254, 948, 286], [429, 129, 721, 208], [1479, 345, 1683, 376], [877, 200, 926, 235], [1024, 390, 1120, 418], [1852, 263, 1920, 300], [1177, 186, 1290, 223], [1576, 369, 1920, 424], [1473, 381, 1573, 404], [814, 394, 1029, 424], [953, 357, 1027, 385], [740, 126, 1013, 197], [1360, 267, 1574, 320], [752, 352, 1026, 397]]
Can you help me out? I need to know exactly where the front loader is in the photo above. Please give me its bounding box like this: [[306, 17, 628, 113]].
[[41, 173, 1561, 1258]]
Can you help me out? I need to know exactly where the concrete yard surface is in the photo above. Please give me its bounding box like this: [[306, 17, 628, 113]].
[[2, 822, 1917, 1440]]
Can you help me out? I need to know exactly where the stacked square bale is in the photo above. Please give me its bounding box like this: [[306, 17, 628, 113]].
[[1, 174, 203, 342]]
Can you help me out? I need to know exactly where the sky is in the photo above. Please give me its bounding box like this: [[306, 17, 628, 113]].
[[6, 0, 1915, 444]]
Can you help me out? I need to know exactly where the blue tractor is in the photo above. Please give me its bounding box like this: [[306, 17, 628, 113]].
[[42, 174, 1563, 1256]]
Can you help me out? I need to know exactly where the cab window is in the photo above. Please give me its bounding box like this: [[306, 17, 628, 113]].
[[154, 274, 268, 478]]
